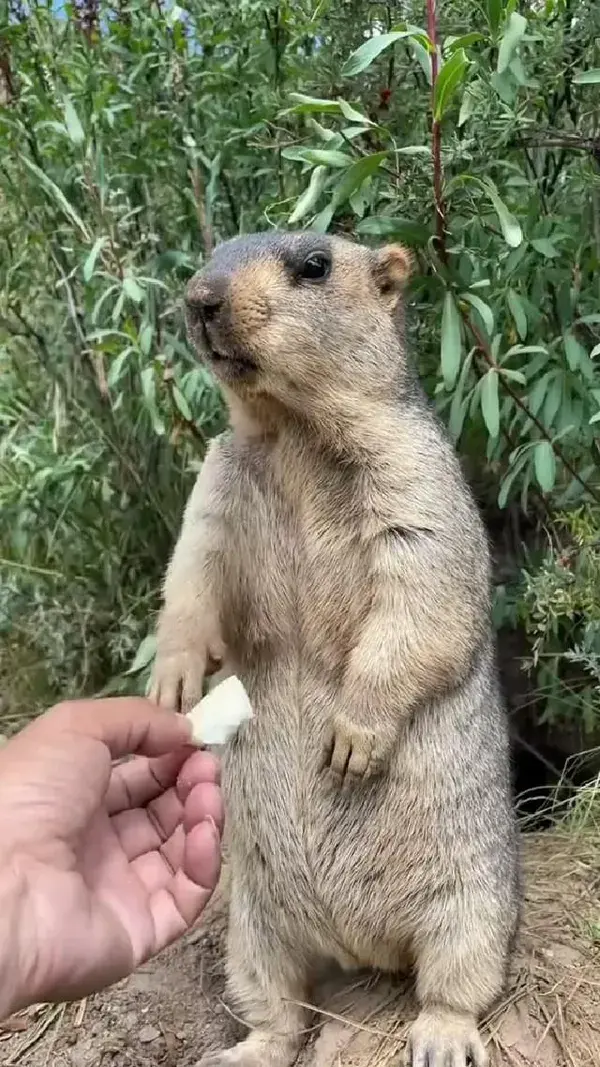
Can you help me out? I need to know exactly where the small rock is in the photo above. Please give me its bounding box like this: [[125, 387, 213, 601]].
[[139, 1024, 161, 1044]]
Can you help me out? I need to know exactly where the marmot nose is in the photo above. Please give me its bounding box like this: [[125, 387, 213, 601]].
[[185, 275, 228, 324]]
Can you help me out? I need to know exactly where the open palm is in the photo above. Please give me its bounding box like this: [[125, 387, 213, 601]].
[[0, 699, 223, 1010]]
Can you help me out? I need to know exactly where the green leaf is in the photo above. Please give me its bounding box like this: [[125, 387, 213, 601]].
[[434, 49, 469, 121], [461, 292, 494, 336], [533, 440, 556, 493], [330, 153, 387, 210], [490, 70, 518, 106], [499, 368, 526, 385], [107, 347, 133, 388], [444, 33, 485, 53], [286, 93, 342, 114], [337, 99, 373, 125], [288, 166, 328, 224], [497, 12, 527, 74], [486, 0, 503, 34], [172, 385, 193, 421], [481, 179, 522, 247], [573, 69, 600, 85], [139, 322, 153, 356], [355, 216, 430, 245], [480, 369, 500, 439], [507, 289, 527, 340], [20, 156, 90, 239], [409, 39, 433, 84], [458, 83, 479, 127], [307, 118, 339, 143], [123, 276, 145, 303], [563, 331, 587, 371], [531, 238, 559, 258], [125, 633, 157, 675], [83, 237, 108, 282], [281, 147, 352, 168], [63, 95, 85, 146], [441, 292, 462, 389], [343, 31, 420, 78], [448, 351, 474, 442], [311, 204, 335, 233]]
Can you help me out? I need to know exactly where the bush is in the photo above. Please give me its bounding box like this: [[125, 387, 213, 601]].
[[1, 0, 599, 738]]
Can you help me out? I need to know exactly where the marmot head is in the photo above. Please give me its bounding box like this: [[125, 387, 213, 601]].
[[185, 231, 411, 416]]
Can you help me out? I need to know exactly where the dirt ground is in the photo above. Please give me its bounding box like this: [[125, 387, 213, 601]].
[[2, 830, 599, 1067]]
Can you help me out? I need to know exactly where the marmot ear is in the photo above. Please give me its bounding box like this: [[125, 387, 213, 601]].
[[373, 244, 412, 306]]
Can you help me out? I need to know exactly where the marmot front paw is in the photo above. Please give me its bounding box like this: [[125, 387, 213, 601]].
[[150, 634, 226, 713], [322, 715, 389, 784]]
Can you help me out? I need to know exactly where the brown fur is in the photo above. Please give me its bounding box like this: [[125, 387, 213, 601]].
[[151, 232, 519, 1067]]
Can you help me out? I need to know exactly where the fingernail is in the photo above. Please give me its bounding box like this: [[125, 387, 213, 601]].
[[203, 815, 220, 839]]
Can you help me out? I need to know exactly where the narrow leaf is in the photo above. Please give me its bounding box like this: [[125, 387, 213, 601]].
[[480, 369, 500, 439], [531, 238, 559, 259], [172, 385, 193, 421], [63, 96, 85, 146], [338, 99, 373, 125], [125, 634, 157, 675], [563, 330, 587, 371], [83, 237, 108, 282], [441, 292, 462, 389], [123, 276, 145, 303], [507, 289, 527, 340], [288, 166, 328, 224], [107, 347, 132, 388], [486, 0, 503, 34], [497, 12, 527, 75], [481, 179, 522, 247], [20, 156, 89, 239], [282, 147, 352, 168], [533, 440, 556, 493], [343, 31, 417, 78], [573, 69, 600, 85], [461, 292, 494, 336], [330, 153, 387, 210], [286, 93, 342, 114], [434, 49, 469, 120], [458, 83, 479, 127]]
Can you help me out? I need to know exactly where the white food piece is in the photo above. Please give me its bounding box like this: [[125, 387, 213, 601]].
[[186, 675, 253, 746]]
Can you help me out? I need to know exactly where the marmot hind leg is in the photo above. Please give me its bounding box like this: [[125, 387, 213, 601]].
[[405, 889, 513, 1067], [198, 884, 311, 1067]]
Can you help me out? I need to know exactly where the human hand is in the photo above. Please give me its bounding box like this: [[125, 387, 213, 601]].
[[0, 698, 223, 1018]]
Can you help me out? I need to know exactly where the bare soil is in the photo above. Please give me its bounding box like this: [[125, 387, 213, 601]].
[[2, 830, 599, 1067]]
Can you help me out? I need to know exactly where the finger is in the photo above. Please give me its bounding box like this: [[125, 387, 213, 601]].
[[107, 750, 191, 815], [182, 817, 222, 905], [145, 819, 222, 955], [44, 697, 193, 760], [125, 781, 222, 874], [111, 787, 183, 860], [182, 781, 224, 836], [176, 750, 221, 803]]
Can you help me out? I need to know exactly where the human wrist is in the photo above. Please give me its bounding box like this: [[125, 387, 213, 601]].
[[0, 855, 31, 1021]]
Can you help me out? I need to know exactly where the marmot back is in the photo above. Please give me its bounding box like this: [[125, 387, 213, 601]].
[[151, 231, 519, 1067]]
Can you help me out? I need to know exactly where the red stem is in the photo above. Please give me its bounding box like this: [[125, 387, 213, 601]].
[[426, 0, 447, 263]]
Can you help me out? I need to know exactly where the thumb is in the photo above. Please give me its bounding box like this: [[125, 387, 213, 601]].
[[36, 697, 193, 760]]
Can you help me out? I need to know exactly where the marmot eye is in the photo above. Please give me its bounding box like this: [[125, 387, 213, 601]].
[[299, 252, 331, 282]]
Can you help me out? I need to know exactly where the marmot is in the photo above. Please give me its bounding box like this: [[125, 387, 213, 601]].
[[151, 232, 519, 1067]]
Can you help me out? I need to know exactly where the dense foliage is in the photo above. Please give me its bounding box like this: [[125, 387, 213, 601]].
[[1, 0, 599, 741]]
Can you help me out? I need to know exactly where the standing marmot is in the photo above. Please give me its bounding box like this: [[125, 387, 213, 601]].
[[151, 232, 519, 1067]]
